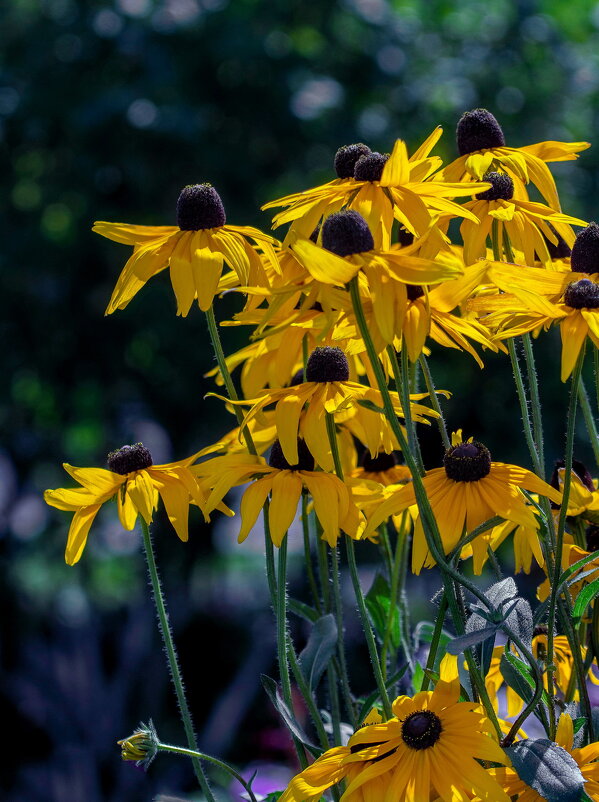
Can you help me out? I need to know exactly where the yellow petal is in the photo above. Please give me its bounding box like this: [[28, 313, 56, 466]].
[[238, 476, 273, 542], [65, 504, 102, 565], [380, 138, 410, 186], [192, 231, 225, 311], [269, 471, 303, 546], [290, 237, 360, 285], [93, 221, 177, 245], [126, 471, 158, 524], [560, 312, 588, 382], [153, 472, 193, 541], [44, 486, 99, 511]]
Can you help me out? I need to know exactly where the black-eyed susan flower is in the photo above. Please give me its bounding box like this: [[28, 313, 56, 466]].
[[263, 131, 490, 249], [44, 443, 219, 564], [351, 449, 412, 487], [459, 171, 585, 268], [485, 714, 599, 802], [441, 108, 589, 210], [194, 439, 364, 547], [210, 346, 439, 473], [279, 668, 511, 802], [94, 183, 278, 315], [364, 430, 562, 573]]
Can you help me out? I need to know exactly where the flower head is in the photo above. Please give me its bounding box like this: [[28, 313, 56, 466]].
[[117, 721, 158, 769], [94, 183, 277, 315], [280, 675, 511, 802], [44, 444, 217, 564]]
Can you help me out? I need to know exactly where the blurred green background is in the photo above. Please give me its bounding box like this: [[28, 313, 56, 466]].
[[3, 0, 599, 799]]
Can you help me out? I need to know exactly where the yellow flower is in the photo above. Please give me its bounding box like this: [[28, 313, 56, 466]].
[[94, 183, 278, 315], [487, 714, 599, 801], [280, 670, 511, 802], [44, 443, 219, 565], [351, 449, 412, 487], [364, 430, 562, 573], [263, 130, 489, 249], [211, 346, 439, 473], [194, 441, 364, 547], [460, 171, 585, 268], [440, 108, 589, 211]]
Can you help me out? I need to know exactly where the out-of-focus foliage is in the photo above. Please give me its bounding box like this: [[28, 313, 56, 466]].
[[3, 0, 599, 799]]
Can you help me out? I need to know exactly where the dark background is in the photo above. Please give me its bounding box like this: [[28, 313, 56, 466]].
[[3, 1, 599, 799]]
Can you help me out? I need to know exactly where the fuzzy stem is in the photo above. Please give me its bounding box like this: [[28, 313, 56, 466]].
[[331, 546, 357, 728], [578, 380, 599, 469], [420, 594, 449, 691], [522, 333, 546, 478], [419, 355, 451, 450], [140, 521, 216, 800]]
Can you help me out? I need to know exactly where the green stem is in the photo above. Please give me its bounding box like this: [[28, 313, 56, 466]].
[[381, 526, 405, 678], [205, 305, 257, 455], [276, 535, 308, 768], [579, 380, 599, 469], [157, 742, 258, 802], [388, 344, 424, 475], [507, 339, 542, 475], [500, 632, 546, 747], [349, 277, 501, 736], [301, 493, 322, 616], [595, 348, 599, 414], [420, 594, 448, 691], [419, 355, 451, 450], [522, 333, 545, 478], [287, 642, 331, 750], [140, 521, 216, 801], [331, 546, 357, 728]]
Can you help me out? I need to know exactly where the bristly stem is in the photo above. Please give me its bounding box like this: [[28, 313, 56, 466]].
[[157, 742, 259, 802], [301, 494, 322, 615], [387, 344, 424, 475], [579, 379, 599, 469], [507, 338, 542, 475], [140, 520, 217, 800], [325, 410, 392, 719], [419, 354, 451, 450], [522, 333, 545, 478], [205, 305, 257, 455], [331, 546, 357, 728], [420, 593, 448, 691]]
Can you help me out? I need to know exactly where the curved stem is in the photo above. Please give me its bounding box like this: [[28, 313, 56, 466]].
[[419, 355, 451, 450], [140, 521, 216, 800], [157, 742, 258, 802], [500, 633, 546, 747]]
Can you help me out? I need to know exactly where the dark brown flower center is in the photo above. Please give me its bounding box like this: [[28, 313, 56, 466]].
[[321, 210, 374, 257], [443, 441, 491, 482], [268, 439, 315, 472], [406, 284, 424, 301], [570, 223, 599, 274], [306, 346, 350, 382], [456, 108, 505, 155], [545, 227, 571, 260], [401, 710, 442, 750], [107, 443, 153, 475], [476, 171, 514, 202], [563, 279, 599, 309], [550, 459, 595, 494], [176, 183, 226, 230], [334, 143, 371, 178], [586, 525, 599, 553], [354, 152, 389, 182]]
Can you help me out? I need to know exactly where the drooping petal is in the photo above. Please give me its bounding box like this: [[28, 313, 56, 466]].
[[65, 504, 102, 565], [269, 471, 303, 546]]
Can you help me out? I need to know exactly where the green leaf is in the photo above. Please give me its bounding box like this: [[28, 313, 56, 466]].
[[356, 398, 385, 414], [411, 661, 424, 693], [506, 739, 586, 802], [572, 577, 599, 627], [288, 598, 319, 623], [446, 625, 499, 655], [572, 716, 586, 735], [500, 652, 550, 733], [299, 613, 338, 691], [261, 674, 320, 755], [413, 621, 452, 650], [365, 573, 400, 649], [264, 793, 283, 802]]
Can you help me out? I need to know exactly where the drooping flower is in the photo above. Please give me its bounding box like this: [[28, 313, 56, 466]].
[[280, 671, 511, 802], [209, 346, 440, 472], [364, 430, 562, 573], [95, 183, 278, 315], [441, 108, 590, 210], [194, 439, 365, 547], [44, 443, 220, 564]]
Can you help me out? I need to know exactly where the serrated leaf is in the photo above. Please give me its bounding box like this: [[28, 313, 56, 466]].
[[446, 624, 499, 655], [506, 739, 585, 802], [365, 573, 400, 649], [573, 578, 599, 627], [299, 613, 338, 691], [288, 598, 319, 623], [261, 674, 319, 754]]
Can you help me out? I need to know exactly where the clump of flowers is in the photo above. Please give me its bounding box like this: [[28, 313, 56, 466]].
[[45, 108, 599, 802]]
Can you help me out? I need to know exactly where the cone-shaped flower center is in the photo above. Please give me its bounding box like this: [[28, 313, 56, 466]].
[[398, 227, 415, 247], [456, 109, 505, 155], [269, 439, 315, 472], [354, 152, 389, 182], [476, 171, 514, 201], [176, 183, 226, 230], [564, 278, 599, 309], [586, 525, 599, 553], [570, 222, 599, 274], [443, 441, 491, 482], [306, 346, 350, 382], [401, 710, 443, 750], [321, 210, 374, 257], [334, 143, 371, 178], [361, 450, 398, 473], [289, 368, 305, 386], [107, 443, 153, 475]]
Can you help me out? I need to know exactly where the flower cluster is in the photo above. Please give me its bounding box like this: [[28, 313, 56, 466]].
[[44, 108, 599, 801]]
